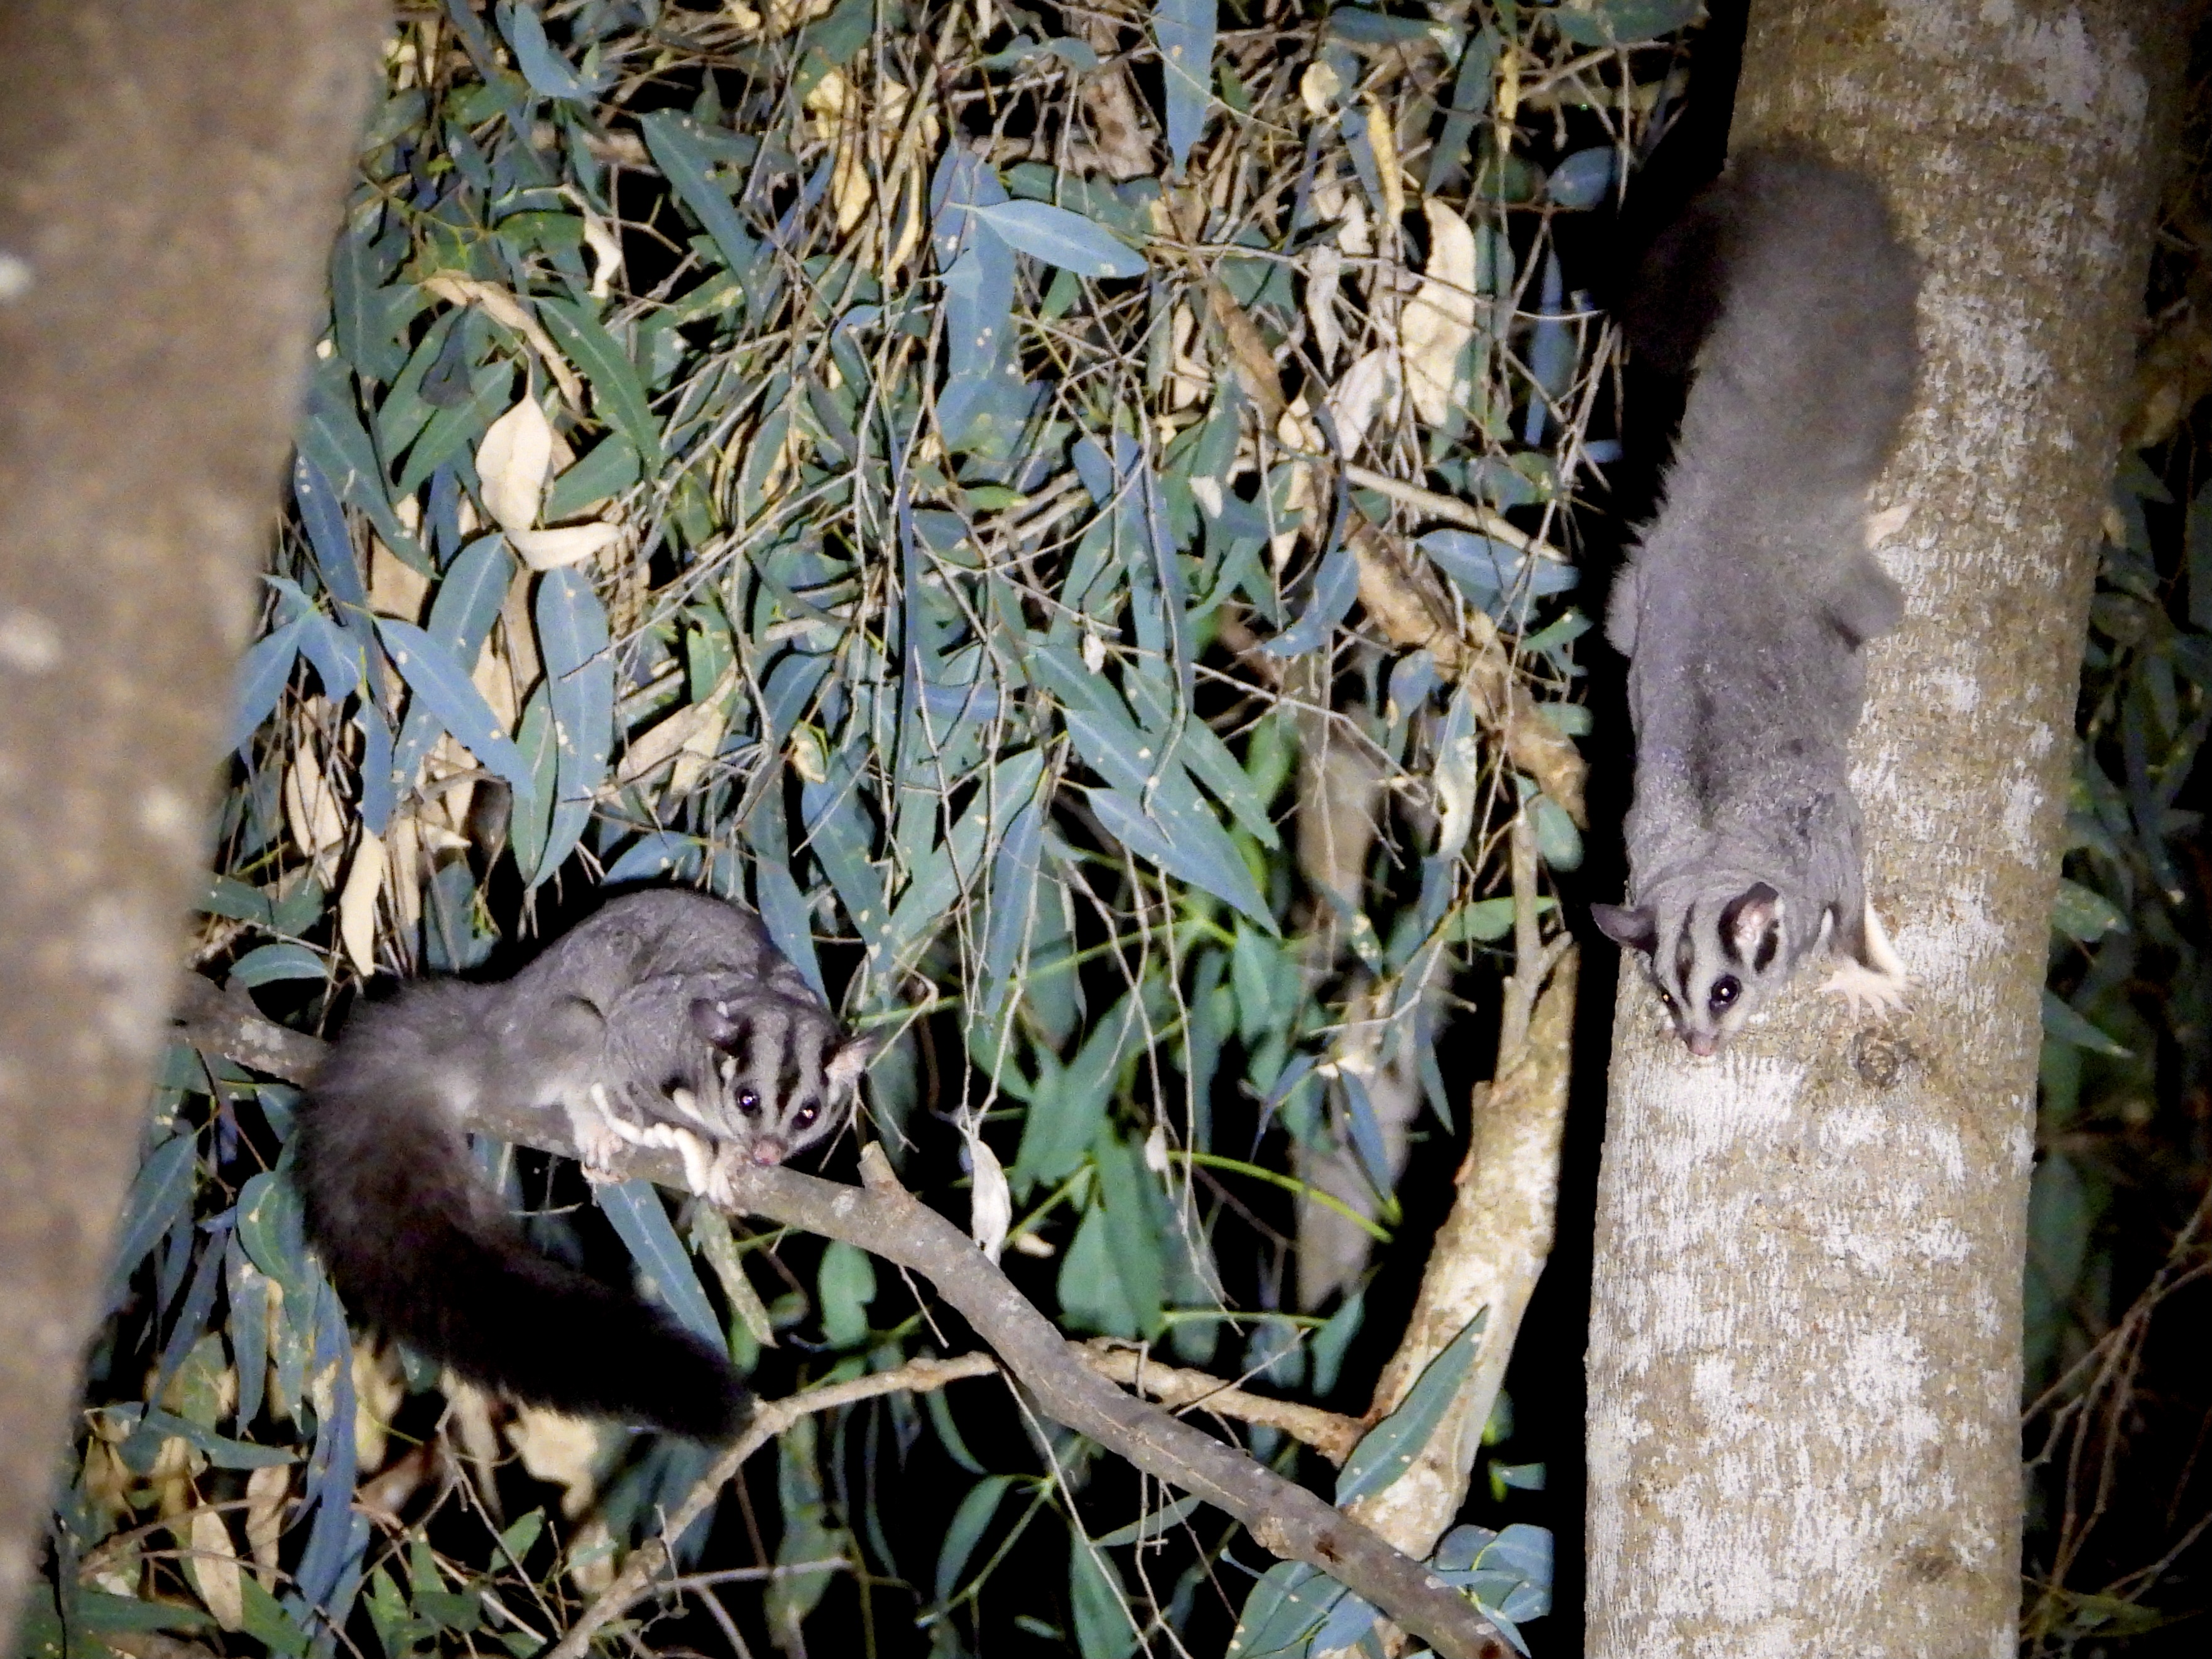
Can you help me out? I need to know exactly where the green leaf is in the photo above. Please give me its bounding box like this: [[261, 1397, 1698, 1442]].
[[229, 617, 303, 752], [239, 1575, 311, 1656], [1335, 1308, 1488, 1505], [138, 1407, 295, 1469], [237, 1170, 314, 1301], [1549, 0, 1701, 47], [1530, 791, 1582, 871], [817, 1239, 878, 1346], [509, 684, 558, 885], [543, 433, 642, 520], [71, 1593, 217, 1636], [1091, 1492, 1203, 1547], [301, 364, 422, 567], [1013, 986, 1143, 1189], [596, 1181, 722, 1347], [537, 296, 665, 465], [229, 943, 329, 987], [1226, 1561, 1340, 1659], [1123, 675, 1279, 847], [967, 200, 1146, 278], [935, 1474, 1015, 1602], [1309, 1286, 1366, 1396], [641, 118, 761, 285], [2051, 878, 2127, 942], [1091, 1133, 1166, 1337], [1058, 1203, 1141, 1337], [925, 1386, 988, 1476], [1069, 1534, 1138, 1659], [376, 619, 533, 791], [103, 1141, 194, 1318], [1155, 0, 1216, 168], [1087, 785, 1273, 931], [2040, 989, 2131, 1058], [535, 568, 614, 885]]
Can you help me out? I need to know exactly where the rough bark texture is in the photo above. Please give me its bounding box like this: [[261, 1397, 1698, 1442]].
[[0, 1, 386, 1643], [1585, 4, 2176, 1656]]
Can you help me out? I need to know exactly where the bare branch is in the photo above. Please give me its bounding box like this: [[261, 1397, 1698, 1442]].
[[1081, 1341, 1366, 1465], [172, 990, 1511, 1659]]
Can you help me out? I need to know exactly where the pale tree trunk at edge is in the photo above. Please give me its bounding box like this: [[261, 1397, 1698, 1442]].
[[0, 3, 386, 1647], [1586, 4, 2178, 1657]]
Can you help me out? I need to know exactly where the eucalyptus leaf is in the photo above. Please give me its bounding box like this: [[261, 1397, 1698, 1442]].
[[934, 1474, 1015, 1602], [1226, 1561, 1341, 1659], [1087, 786, 1273, 931], [229, 619, 303, 753], [535, 568, 614, 884], [537, 296, 665, 465], [377, 618, 533, 790], [640, 111, 764, 283], [2040, 989, 2131, 1058], [973, 201, 1141, 280], [597, 1181, 722, 1347], [1263, 545, 1359, 656], [1335, 1308, 1488, 1505], [1069, 1533, 1138, 1659], [1155, 0, 1217, 168]]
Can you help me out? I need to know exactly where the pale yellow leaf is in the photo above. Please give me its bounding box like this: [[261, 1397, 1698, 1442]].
[[477, 396, 555, 534], [1366, 101, 1403, 224], [579, 212, 623, 301], [1307, 242, 1344, 369], [509, 522, 622, 572], [1403, 200, 1479, 425], [616, 668, 738, 788], [385, 813, 425, 940], [967, 1122, 1010, 1264], [567, 1515, 618, 1594], [282, 745, 346, 861], [790, 724, 829, 784], [829, 133, 871, 234], [1327, 347, 1399, 454], [1301, 61, 1342, 116], [188, 1509, 246, 1631], [339, 831, 385, 977], [244, 1464, 289, 1586]]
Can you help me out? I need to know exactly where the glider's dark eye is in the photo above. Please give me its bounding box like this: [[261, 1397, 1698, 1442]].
[[737, 1089, 762, 1116], [1658, 989, 1679, 1013], [1710, 976, 1740, 1011], [794, 1104, 819, 1129]]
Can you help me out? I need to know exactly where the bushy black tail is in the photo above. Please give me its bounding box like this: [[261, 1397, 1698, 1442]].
[[292, 983, 749, 1442], [1628, 148, 1920, 497]]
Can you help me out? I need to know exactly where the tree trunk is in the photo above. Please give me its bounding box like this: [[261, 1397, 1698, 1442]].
[[1585, 3, 2177, 1655], [0, 2, 384, 1643]]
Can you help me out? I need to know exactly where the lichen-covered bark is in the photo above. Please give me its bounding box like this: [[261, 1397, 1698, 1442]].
[[0, 2, 385, 1640], [1585, 3, 2176, 1655]]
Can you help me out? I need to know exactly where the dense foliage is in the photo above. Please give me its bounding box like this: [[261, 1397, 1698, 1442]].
[[23, 3, 1706, 1657], [2019, 80, 2212, 1649]]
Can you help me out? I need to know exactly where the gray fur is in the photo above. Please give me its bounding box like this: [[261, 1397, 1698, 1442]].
[[293, 891, 866, 1437], [1596, 151, 1917, 1055]]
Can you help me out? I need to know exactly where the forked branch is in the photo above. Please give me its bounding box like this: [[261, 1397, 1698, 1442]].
[[173, 987, 1510, 1659]]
